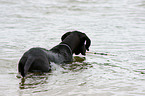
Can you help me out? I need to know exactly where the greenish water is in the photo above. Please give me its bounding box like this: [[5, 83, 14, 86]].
[[0, 0, 145, 96]]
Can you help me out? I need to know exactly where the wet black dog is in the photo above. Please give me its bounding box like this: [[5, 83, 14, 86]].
[[18, 31, 91, 77]]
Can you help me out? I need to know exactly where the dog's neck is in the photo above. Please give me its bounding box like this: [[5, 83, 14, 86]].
[[60, 34, 80, 53], [59, 43, 72, 54]]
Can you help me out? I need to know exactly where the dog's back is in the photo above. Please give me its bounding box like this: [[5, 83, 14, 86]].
[[49, 44, 73, 64], [18, 48, 51, 77]]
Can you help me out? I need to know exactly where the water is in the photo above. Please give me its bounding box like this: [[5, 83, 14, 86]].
[[0, 0, 145, 95]]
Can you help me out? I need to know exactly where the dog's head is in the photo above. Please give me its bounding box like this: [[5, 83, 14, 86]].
[[61, 31, 91, 55]]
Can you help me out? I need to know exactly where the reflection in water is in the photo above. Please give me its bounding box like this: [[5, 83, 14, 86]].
[[19, 73, 50, 89], [18, 56, 93, 89], [73, 56, 86, 62], [61, 56, 93, 72]]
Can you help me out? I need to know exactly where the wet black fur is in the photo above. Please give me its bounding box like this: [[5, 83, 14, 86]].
[[18, 31, 91, 77]]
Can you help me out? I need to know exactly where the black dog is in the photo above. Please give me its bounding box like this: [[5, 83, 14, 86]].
[[18, 31, 91, 77]]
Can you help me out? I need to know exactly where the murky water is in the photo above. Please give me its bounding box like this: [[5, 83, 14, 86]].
[[0, 0, 145, 96]]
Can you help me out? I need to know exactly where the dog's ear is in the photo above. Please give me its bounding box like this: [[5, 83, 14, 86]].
[[61, 32, 71, 41], [74, 32, 91, 55], [80, 45, 86, 55], [80, 33, 91, 51], [75, 45, 86, 55]]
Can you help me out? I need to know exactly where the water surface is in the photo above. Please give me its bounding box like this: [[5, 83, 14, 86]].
[[0, 0, 145, 96]]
